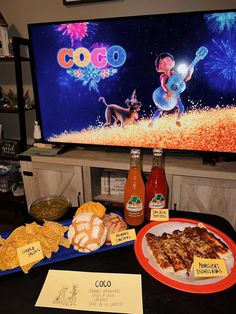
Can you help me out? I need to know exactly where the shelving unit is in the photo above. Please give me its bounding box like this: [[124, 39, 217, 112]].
[[0, 36, 33, 153], [0, 37, 32, 220]]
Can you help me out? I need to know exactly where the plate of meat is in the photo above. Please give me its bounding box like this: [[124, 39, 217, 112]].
[[134, 218, 236, 293]]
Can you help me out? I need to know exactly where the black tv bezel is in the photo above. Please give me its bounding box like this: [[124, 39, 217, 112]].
[[27, 8, 236, 159]]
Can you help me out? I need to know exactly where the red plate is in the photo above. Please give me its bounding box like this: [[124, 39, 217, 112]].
[[134, 218, 236, 294]]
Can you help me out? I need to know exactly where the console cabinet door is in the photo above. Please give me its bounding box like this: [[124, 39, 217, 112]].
[[171, 175, 236, 229], [21, 161, 84, 209], [20, 160, 37, 210]]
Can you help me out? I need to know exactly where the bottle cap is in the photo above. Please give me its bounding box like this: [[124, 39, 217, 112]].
[[153, 148, 163, 156], [130, 148, 140, 156]]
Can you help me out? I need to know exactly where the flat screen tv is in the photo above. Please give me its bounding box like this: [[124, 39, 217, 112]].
[[28, 9, 236, 154]]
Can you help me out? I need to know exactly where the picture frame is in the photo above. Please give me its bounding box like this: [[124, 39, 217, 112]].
[[63, 0, 114, 5]]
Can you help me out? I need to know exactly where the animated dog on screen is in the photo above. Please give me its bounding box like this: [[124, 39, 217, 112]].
[[99, 90, 142, 127]]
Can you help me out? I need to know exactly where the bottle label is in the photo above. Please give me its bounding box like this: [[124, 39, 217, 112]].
[[150, 208, 169, 221], [126, 195, 143, 212], [149, 193, 165, 209]]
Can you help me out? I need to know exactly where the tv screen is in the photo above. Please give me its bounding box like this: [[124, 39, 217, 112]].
[[28, 9, 236, 153]]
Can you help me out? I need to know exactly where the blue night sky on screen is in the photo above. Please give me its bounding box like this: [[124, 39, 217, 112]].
[[29, 11, 236, 140]]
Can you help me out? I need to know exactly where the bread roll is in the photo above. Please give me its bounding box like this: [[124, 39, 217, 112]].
[[68, 212, 107, 252], [74, 201, 106, 219], [103, 213, 127, 245]]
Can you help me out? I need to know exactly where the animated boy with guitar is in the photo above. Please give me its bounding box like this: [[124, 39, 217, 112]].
[[149, 47, 208, 127]]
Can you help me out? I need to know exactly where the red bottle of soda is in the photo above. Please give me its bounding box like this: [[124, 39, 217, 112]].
[[145, 148, 168, 221]]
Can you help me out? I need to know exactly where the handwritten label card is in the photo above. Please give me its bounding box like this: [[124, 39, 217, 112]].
[[150, 208, 169, 221], [36, 270, 143, 314], [193, 257, 228, 277], [110, 229, 136, 246], [17, 241, 44, 266]]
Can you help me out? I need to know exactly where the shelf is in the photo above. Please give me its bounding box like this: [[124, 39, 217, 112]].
[[93, 194, 123, 204], [0, 37, 31, 152], [0, 56, 30, 62], [0, 106, 35, 113], [0, 191, 25, 202]]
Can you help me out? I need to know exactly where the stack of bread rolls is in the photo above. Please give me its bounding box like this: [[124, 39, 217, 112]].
[[68, 202, 128, 252]]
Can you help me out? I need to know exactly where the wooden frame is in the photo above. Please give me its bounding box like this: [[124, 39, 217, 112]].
[[63, 0, 114, 5]]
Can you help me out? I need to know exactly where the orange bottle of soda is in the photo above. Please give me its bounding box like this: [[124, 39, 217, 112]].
[[145, 148, 168, 221], [124, 148, 145, 226]]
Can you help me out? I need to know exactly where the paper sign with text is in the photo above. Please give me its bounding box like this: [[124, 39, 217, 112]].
[[36, 270, 143, 314], [150, 208, 169, 221], [110, 229, 136, 246], [193, 256, 228, 277], [17, 241, 44, 266]]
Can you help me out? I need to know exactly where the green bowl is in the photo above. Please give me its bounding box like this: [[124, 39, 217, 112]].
[[30, 195, 70, 222]]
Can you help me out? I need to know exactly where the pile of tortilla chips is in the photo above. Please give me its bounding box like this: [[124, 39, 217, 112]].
[[0, 221, 70, 274]]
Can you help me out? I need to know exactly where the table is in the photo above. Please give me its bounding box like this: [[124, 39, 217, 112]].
[[0, 210, 235, 314]]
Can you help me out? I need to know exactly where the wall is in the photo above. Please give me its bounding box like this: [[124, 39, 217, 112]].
[[0, 0, 235, 143]]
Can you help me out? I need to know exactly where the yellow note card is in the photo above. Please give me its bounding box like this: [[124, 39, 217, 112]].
[[36, 270, 143, 314], [17, 241, 44, 267], [150, 208, 169, 221], [193, 256, 228, 277], [110, 229, 136, 246]]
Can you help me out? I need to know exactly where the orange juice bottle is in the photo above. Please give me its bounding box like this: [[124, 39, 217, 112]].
[[124, 148, 145, 226]]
